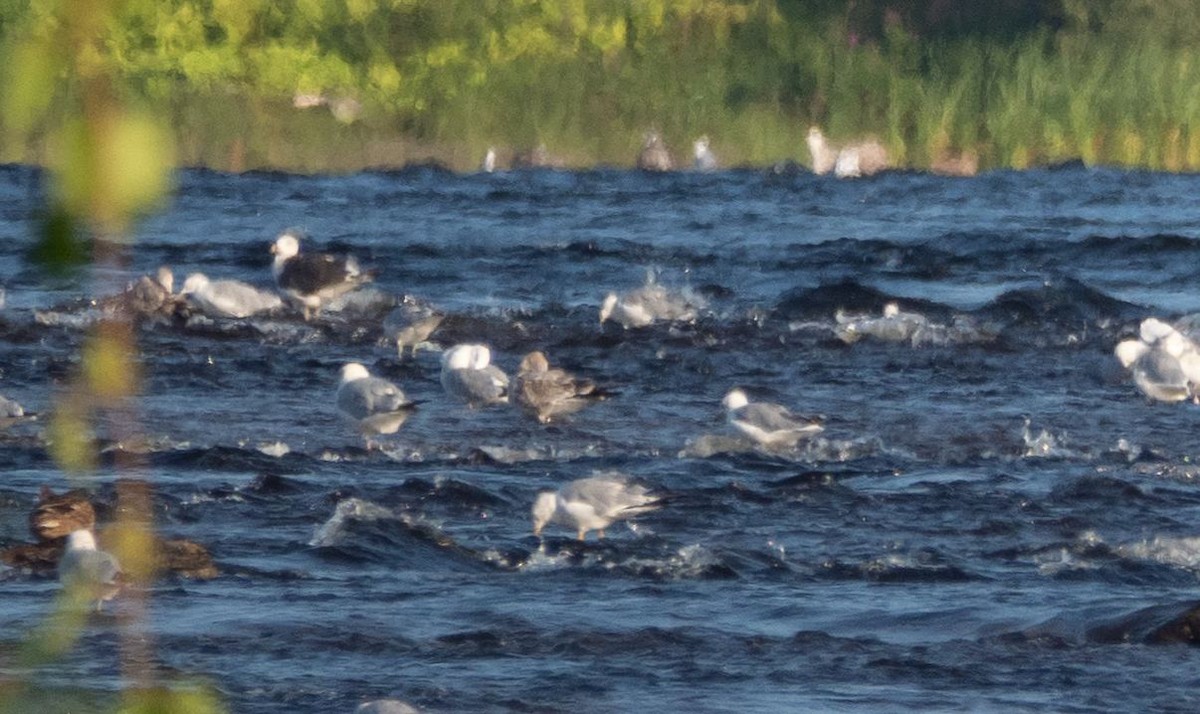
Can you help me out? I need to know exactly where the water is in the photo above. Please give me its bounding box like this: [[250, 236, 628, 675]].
[[3, 163, 1200, 712]]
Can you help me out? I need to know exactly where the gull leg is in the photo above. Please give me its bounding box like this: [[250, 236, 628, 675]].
[[576, 529, 587, 541]]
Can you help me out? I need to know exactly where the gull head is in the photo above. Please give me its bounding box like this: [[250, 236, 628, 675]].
[[883, 302, 900, 318], [66, 529, 98, 552], [470, 345, 493, 370], [443, 344, 478, 370], [693, 136, 710, 156], [1139, 317, 1176, 344], [599, 293, 619, 324], [155, 266, 175, 294], [340, 362, 370, 383], [531, 491, 557, 536], [1162, 332, 1190, 358], [806, 126, 826, 145], [271, 231, 301, 259], [1114, 340, 1149, 368], [180, 272, 210, 296], [519, 351, 550, 374], [722, 388, 749, 411]]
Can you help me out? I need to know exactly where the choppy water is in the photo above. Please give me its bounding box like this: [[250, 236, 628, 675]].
[[3, 163, 1200, 712]]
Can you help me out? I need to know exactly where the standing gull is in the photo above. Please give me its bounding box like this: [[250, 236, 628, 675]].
[[440, 344, 509, 408], [58, 529, 122, 610], [383, 298, 444, 358], [180, 272, 282, 319], [532, 473, 661, 541], [722, 388, 824, 448], [270, 230, 373, 320], [693, 136, 718, 171], [515, 351, 612, 423], [336, 363, 419, 444]]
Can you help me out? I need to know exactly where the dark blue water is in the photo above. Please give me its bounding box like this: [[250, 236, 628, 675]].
[[4, 163, 1200, 712]]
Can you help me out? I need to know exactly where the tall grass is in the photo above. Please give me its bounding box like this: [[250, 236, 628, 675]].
[[6, 1, 1198, 173]]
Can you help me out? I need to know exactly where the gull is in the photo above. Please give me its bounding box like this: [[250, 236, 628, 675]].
[[58, 529, 122, 611], [637, 130, 673, 171], [515, 351, 612, 423], [693, 136, 718, 171], [270, 230, 373, 320], [382, 298, 444, 358], [532, 473, 661, 541], [356, 701, 421, 714], [440, 344, 509, 408], [336, 363, 419, 444], [113, 265, 183, 321], [722, 388, 824, 448], [0, 394, 26, 427], [807, 127, 889, 178], [600, 283, 703, 329], [481, 146, 497, 173], [179, 272, 282, 319], [1114, 318, 1200, 403]]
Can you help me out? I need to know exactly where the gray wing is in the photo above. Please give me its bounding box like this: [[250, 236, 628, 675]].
[[562, 475, 658, 520], [204, 279, 282, 317], [1132, 350, 1191, 402], [60, 549, 122, 588], [441, 367, 508, 406], [738, 402, 821, 432], [338, 377, 411, 419]]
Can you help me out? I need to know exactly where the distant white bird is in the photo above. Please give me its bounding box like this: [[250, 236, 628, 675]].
[[481, 147, 497, 173], [58, 529, 122, 611], [531, 473, 661, 541], [515, 351, 611, 423], [722, 388, 824, 448], [600, 283, 703, 329], [336, 363, 419, 443], [440, 344, 509, 408], [382, 299, 444, 358], [693, 136, 718, 171], [807, 127, 889, 178], [179, 272, 282, 319], [270, 230, 373, 320], [835, 302, 929, 344], [637, 130, 673, 171]]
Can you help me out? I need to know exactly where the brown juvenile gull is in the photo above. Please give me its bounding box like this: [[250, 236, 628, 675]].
[[30, 486, 95, 542], [58, 529, 123, 611], [270, 230, 373, 320], [515, 351, 611, 423], [722, 388, 824, 448], [532, 473, 661, 541], [180, 272, 282, 319], [440, 344, 509, 408], [336, 363, 419, 443]]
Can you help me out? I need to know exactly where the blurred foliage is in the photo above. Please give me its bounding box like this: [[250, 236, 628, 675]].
[[0, 0, 223, 712], [3, 0, 1199, 171]]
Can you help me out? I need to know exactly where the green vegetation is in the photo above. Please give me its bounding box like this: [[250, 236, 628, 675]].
[[3, 0, 1200, 172]]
